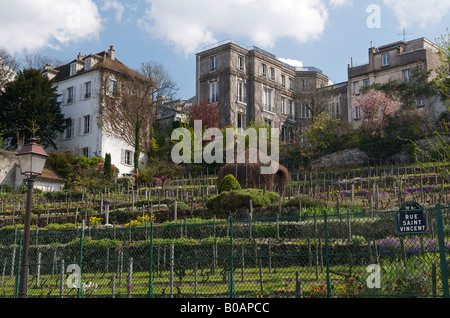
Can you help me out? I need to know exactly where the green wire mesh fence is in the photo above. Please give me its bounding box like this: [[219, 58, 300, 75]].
[[0, 204, 449, 298]]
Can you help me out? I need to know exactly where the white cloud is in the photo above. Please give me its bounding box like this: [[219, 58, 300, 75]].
[[383, 0, 450, 28], [328, 0, 352, 8], [278, 58, 303, 67], [139, 0, 330, 55], [0, 0, 102, 54], [101, 0, 125, 22]]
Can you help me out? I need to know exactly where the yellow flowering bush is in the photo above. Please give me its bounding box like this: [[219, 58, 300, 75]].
[[125, 215, 155, 227], [89, 216, 103, 226]]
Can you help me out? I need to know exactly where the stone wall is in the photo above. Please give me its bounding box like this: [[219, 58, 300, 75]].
[[0, 150, 22, 189]]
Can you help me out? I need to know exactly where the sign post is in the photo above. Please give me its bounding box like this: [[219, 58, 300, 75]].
[[396, 201, 427, 235]]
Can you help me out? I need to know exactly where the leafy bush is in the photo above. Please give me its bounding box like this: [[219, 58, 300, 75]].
[[169, 201, 189, 211], [67, 236, 122, 248], [45, 223, 78, 231], [0, 184, 13, 193], [218, 174, 241, 193], [206, 189, 279, 213]]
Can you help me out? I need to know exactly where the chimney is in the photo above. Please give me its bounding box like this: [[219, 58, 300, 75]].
[[108, 45, 115, 60]]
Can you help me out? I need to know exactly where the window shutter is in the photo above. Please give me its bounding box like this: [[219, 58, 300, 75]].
[[73, 86, 77, 103], [77, 117, 82, 135], [71, 118, 75, 137], [62, 89, 66, 105], [121, 149, 125, 165]]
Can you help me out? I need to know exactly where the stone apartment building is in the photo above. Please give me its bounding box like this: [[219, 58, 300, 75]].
[[195, 40, 347, 142], [348, 37, 445, 126], [42, 46, 143, 175]]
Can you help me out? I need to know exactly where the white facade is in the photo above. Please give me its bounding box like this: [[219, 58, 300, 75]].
[[44, 48, 142, 176]]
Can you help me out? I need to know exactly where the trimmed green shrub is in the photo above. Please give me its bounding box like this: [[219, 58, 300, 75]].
[[206, 189, 279, 213], [218, 174, 241, 193], [169, 201, 189, 211]]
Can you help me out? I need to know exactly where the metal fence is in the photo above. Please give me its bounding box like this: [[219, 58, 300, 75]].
[[0, 203, 449, 298]]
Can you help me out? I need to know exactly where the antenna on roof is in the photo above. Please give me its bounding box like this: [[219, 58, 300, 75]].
[[398, 27, 412, 41]]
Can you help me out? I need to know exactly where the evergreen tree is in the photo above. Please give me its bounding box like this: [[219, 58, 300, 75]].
[[0, 68, 67, 150], [104, 153, 112, 179]]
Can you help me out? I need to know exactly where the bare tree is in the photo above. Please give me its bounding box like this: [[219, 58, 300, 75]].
[[100, 61, 178, 172], [21, 52, 67, 71], [294, 82, 335, 123], [0, 48, 19, 91]]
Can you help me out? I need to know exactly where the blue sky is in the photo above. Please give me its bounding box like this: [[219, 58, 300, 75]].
[[1, 0, 449, 100]]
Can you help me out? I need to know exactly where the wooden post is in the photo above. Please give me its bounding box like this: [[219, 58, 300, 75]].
[[59, 259, 64, 298]]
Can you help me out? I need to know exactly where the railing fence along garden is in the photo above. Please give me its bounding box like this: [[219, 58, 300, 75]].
[[0, 203, 449, 298]]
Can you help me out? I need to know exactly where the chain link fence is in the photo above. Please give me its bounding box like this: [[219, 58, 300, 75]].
[[0, 203, 449, 298]]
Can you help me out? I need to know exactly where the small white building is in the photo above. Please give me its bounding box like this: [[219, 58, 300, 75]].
[[43, 46, 143, 175]]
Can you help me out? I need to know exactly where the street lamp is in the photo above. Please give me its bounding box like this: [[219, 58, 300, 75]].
[[16, 138, 48, 298]]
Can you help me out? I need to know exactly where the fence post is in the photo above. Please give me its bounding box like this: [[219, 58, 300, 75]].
[[14, 231, 22, 298], [229, 216, 235, 298], [323, 210, 332, 298], [77, 220, 85, 298], [148, 220, 154, 298], [435, 204, 449, 298]]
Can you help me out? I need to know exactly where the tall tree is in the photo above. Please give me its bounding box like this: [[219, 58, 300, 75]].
[[360, 64, 437, 110], [189, 98, 219, 129], [100, 61, 178, 173], [0, 68, 67, 150], [353, 89, 402, 134], [434, 29, 450, 104]]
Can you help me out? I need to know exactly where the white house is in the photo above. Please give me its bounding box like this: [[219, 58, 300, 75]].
[[43, 46, 144, 175]]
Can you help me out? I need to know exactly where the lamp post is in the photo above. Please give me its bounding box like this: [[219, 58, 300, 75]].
[[16, 138, 48, 298]]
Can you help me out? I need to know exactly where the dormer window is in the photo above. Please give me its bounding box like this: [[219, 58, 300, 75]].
[[70, 63, 78, 76], [85, 58, 92, 71]]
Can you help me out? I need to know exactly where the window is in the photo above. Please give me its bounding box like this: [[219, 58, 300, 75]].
[[67, 86, 74, 104], [302, 79, 308, 91], [210, 56, 217, 71], [261, 64, 267, 77], [237, 113, 244, 129], [237, 80, 246, 103], [403, 69, 412, 82], [264, 119, 272, 127], [289, 100, 295, 120], [300, 103, 311, 118], [354, 106, 361, 119], [363, 79, 370, 87], [353, 81, 360, 95], [382, 53, 390, 66], [281, 126, 287, 142], [82, 147, 89, 158], [289, 77, 293, 90], [83, 115, 90, 134], [263, 88, 273, 112], [122, 149, 134, 166], [281, 75, 286, 87], [238, 56, 244, 71], [84, 81, 91, 99], [209, 81, 218, 103], [64, 119, 73, 139], [417, 95, 424, 107], [270, 67, 275, 80], [329, 97, 340, 118], [108, 80, 116, 97], [70, 63, 77, 76], [85, 58, 92, 71], [281, 97, 286, 114]]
